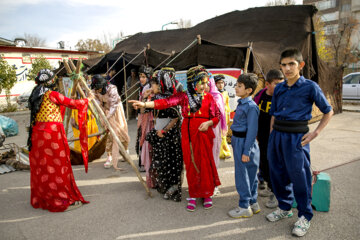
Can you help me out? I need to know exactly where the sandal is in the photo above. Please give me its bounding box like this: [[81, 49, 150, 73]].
[[203, 197, 213, 210], [65, 201, 83, 212], [186, 198, 196, 212]]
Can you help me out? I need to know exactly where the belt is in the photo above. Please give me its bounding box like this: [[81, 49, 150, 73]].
[[232, 130, 247, 138], [273, 119, 309, 133]]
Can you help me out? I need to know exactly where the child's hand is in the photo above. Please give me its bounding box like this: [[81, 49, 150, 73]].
[[198, 121, 212, 132], [129, 100, 145, 110], [242, 154, 250, 163], [156, 130, 165, 138], [301, 131, 318, 146]]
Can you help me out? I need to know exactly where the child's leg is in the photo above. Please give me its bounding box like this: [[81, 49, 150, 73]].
[[248, 142, 260, 205], [281, 134, 313, 221], [268, 131, 293, 211], [231, 137, 251, 208]]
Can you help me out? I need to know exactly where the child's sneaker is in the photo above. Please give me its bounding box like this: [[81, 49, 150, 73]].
[[292, 216, 310, 237], [265, 194, 278, 208], [266, 208, 293, 222], [228, 206, 253, 218], [250, 202, 261, 214]]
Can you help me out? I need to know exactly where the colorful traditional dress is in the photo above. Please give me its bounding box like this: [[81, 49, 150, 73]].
[[146, 107, 183, 200], [219, 90, 232, 159], [94, 84, 130, 164], [29, 90, 89, 212], [154, 92, 221, 198]]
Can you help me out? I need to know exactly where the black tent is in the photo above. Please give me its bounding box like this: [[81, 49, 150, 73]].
[[88, 5, 342, 113]]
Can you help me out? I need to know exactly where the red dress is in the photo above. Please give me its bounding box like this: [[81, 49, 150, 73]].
[[154, 92, 221, 198], [29, 91, 89, 212]]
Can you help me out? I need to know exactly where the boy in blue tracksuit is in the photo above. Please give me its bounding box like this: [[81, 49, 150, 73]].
[[266, 49, 333, 237], [228, 73, 260, 218]]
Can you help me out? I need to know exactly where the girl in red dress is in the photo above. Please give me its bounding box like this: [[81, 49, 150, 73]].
[[28, 69, 90, 212], [131, 66, 221, 211]]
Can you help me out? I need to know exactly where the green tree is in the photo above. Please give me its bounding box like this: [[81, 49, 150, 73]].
[[28, 56, 52, 81], [0, 56, 17, 108]]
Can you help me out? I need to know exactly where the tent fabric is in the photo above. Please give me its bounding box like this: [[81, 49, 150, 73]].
[[86, 5, 342, 113]]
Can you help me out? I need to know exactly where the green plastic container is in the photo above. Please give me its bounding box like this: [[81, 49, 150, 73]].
[[292, 172, 331, 212]]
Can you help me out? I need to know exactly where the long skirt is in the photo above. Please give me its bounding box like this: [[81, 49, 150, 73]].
[[181, 118, 221, 198], [29, 122, 88, 212], [146, 127, 183, 201]]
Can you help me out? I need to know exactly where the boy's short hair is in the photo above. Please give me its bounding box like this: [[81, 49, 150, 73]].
[[266, 69, 284, 83], [237, 73, 258, 94], [280, 48, 303, 64]]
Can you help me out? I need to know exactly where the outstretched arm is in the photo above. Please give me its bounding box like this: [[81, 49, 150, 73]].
[[129, 100, 155, 110]]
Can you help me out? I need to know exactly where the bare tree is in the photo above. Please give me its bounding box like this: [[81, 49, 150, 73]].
[[22, 33, 47, 47], [328, 17, 359, 67], [177, 19, 192, 29], [75, 39, 111, 54], [102, 31, 125, 49], [265, 0, 296, 6]]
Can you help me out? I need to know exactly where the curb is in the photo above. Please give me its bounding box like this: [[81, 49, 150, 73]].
[[342, 109, 360, 113]]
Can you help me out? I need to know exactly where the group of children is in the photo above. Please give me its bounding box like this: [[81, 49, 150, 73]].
[[28, 48, 333, 237], [131, 48, 333, 237]]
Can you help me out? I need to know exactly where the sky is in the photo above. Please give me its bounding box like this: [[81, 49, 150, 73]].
[[0, 0, 303, 49]]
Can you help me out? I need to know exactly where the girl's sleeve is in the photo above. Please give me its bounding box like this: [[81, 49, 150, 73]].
[[107, 87, 121, 118], [154, 92, 186, 110], [49, 91, 90, 173]]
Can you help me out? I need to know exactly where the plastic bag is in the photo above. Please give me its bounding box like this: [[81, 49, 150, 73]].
[[0, 115, 19, 137]]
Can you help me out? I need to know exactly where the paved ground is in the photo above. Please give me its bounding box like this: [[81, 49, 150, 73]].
[[0, 108, 359, 240]]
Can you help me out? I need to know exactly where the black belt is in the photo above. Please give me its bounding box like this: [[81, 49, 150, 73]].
[[273, 119, 309, 133], [232, 130, 247, 138]]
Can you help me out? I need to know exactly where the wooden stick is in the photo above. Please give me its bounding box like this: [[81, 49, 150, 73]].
[[77, 77, 152, 197], [123, 58, 129, 121], [244, 42, 253, 74], [64, 60, 79, 134], [68, 131, 105, 142]]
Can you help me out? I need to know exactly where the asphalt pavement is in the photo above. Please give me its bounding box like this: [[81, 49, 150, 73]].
[[0, 109, 359, 240]]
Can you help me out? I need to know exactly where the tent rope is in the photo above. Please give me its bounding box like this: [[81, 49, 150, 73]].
[[165, 38, 198, 66], [120, 81, 140, 99], [105, 52, 125, 75], [250, 46, 266, 80], [154, 54, 173, 70], [108, 48, 146, 83], [122, 86, 141, 103]]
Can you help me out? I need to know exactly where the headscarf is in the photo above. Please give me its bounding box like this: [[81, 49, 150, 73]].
[[186, 65, 209, 113], [90, 74, 108, 95], [208, 74, 227, 133], [150, 67, 176, 99], [138, 65, 153, 93], [28, 69, 56, 151]]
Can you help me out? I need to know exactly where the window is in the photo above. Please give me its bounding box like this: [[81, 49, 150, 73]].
[[321, 11, 339, 22], [316, 0, 336, 11], [324, 24, 339, 35], [22, 54, 32, 64], [341, 4, 351, 12], [344, 74, 360, 84]]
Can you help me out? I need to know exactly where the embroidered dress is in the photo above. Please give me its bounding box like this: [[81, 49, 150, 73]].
[[154, 92, 221, 198], [146, 107, 183, 201], [29, 90, 89, 212], [219, 90, 232, 159], [94, 84, 130, 161]]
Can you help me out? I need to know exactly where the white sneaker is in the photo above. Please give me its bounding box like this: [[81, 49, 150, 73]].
[[228, 206, 253, 218], [250, 202, 261, 214], [292, 216, 310, 237], [265, 194, 278, 209], [104, 156, 112, 169], [266, 208, 293, 222]]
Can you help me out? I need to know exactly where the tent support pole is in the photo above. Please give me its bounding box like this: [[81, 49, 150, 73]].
[[244, 42, 253, 74], [123, 58, 129, 120]]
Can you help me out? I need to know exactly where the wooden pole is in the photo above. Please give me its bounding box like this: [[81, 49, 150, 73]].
[[64, 59, 81, 134], [244, 42, 253, 74], [68, 131, 105, 142], [123, 58, 129, 121], [77, 77, 152, 197], [62, 63, 152, 197]]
